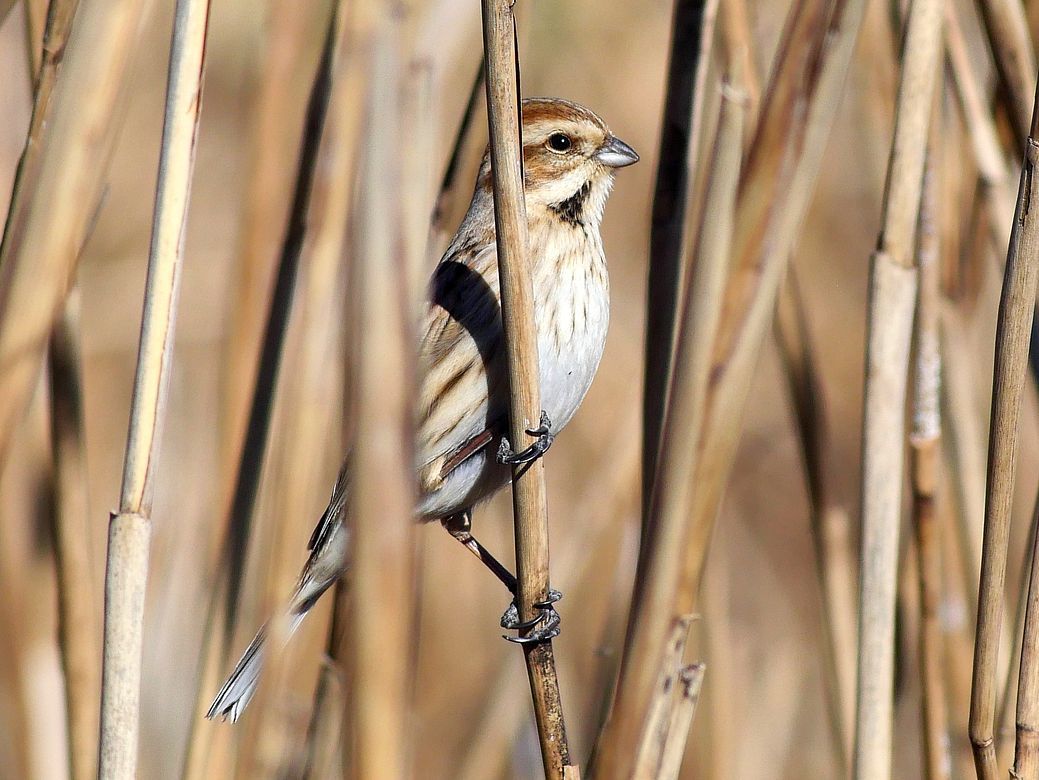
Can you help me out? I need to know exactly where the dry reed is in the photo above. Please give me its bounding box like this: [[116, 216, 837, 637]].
[[343, 1, 421, 775], [218, 3, 321, 483], [47, 291, 98, 780], [970, 74, 1039, 780], [181, 12, 342, 776], [718, 0, 759, 127], [945, 1, 1015, 248], [22, 0, 47, 78], [641, 0, 723, 517], [681, 0, 868, 623], [1015, 494, 1039, 777], [671, 0, 870, 768], [911, 126, 950, 780], [597, 0, 870, 769], [968, 76, 1039, 780], [973, 0, 1035, 145], [658, 663, 705, 780], [631, 614, 696, 778], [481, 0, 573, 775], [235, 3, 358, 773], [775, 268, 858, 767], [99, 0, 211, 776], [0, 0, 142, 468], [852, 0, 943, 774], [593, 62, 740, 779], [0, 0, 16, 25], [944, 4, 1022, 540]]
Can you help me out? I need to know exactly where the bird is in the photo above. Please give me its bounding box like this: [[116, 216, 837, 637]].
[[207, 97, 638, 722]]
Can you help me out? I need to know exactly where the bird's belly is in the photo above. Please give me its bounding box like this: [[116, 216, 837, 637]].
[[417, 449, 508, 519], [537, 285, 609, 432]]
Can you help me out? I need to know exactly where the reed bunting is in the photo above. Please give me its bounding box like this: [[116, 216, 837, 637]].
[[208, 97, 638, 722]]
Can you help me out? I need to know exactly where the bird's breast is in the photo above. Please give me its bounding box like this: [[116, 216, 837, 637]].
[[533, 237, 610, 432]]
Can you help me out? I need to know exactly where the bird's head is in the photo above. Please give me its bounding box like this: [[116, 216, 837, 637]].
[[478, 98, 638, 228]]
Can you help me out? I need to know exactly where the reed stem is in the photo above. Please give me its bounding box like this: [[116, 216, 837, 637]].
[[98, 1, 210, 775], [480, 1, 572, 775], [970, 76, 1039, 780], [642, 0, 719, 518], [852, 0, 943, 774], [181, 14, 342, 775], [0, 0, 139, 468], [47, 291, 99, 780], [911, 134, 951, 780], [345, 4, 419, 775], [973, 0, 1035, 146], [592, 70, 740, 780]]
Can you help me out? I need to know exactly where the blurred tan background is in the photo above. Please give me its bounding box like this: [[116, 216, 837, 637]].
[[2, 0, 1038, 777]]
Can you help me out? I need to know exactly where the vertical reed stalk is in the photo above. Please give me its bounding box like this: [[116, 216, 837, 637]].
[[217, 9, 340, 634], [642, 0, 720, 515], [775, 269, 858, 769], [480, 1, 573, 776], [23, 0, 48, 78], [0, 0, 136, 468], [181, 13, 343, 776], [936, 6, 998, 669], [658, 662, 706, 780], [98, 2, 210, 776], [236, 7, 356, 773], [631, 615, 696, 778], [591, 0, 721, 769], [678, 0, 868, 628], [718, 0, 759, 126], [599, 0, 870, 766], [592, 72, 741, 779], [218, 3, 318, 484], [999, 504, 1039, 769], [970, 79, 1039, 780], [945, 2, 1014, 237], [459, 408, 640, 780], [973, 0, 1036, 144], [852, 0, 942, 774], [343, 0, 419, 776], [940, 306, 988, 604], [302, 587, 347, 779], [1014, 499, 1039, 778], [911, 133, 950, 780], [1009, 490, 1039, 776], [429, 65, 485, 252], [48, 291, 99, 780]]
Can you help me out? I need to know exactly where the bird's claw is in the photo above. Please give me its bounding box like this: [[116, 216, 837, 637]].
[[497, 411, 554, 465], [500, 589, 563, 644]]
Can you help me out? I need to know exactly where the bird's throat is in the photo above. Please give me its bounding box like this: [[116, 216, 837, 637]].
[[549, 181, 592, 227]]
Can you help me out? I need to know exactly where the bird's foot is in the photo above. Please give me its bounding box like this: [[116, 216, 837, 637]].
[[500, 589, 563, 644], [497, 411, 554, 465]]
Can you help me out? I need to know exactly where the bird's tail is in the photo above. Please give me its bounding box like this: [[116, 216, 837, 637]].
[[205, 611, 305, 723], [207, 463, 349, 722]]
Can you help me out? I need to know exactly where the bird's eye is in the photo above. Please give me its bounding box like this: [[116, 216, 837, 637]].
[[547, 133, 572, 153]]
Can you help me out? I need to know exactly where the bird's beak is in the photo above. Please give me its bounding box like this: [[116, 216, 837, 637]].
[[595, 135, 639, 168]]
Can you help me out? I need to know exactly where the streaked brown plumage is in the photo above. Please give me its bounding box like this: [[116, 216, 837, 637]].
[[207, 97, 637, 722]]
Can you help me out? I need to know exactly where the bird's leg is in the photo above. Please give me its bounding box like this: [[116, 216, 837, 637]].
[[441, 509, 562, 644], [497, 410, 554, 465], [441, 510, 517, 593]]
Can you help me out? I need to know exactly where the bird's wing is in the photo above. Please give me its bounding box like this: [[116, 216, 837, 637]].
[[307, 456, 349, 553], [303, 242, 504, 557], [416, 242, 508, 492]]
